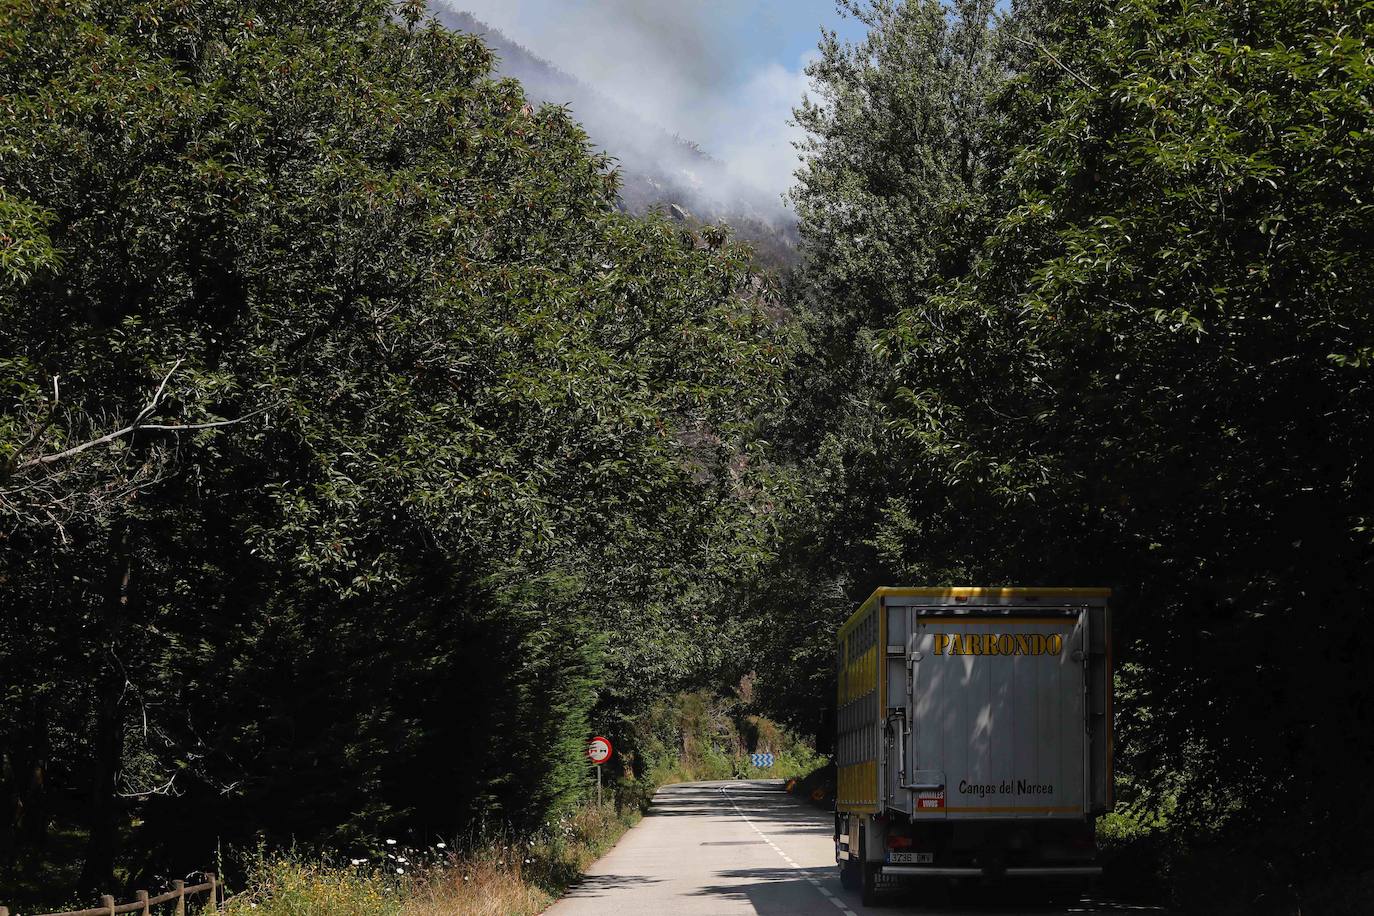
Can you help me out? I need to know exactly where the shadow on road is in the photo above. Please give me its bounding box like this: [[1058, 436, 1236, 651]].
[[690, 866, 841, 915], [559, 872, 662, 899], [865, 885, 1165, 915], [702, 781, 1168, 916], [555, 781, 1169, 915], [684, 864, 1159, 916], [652, 781, 829, 831]]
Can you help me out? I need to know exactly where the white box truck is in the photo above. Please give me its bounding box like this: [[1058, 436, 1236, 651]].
[[835, 587, 1112, 905]]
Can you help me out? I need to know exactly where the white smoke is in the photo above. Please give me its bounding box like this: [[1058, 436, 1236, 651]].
[[430, 0, 827, 215]]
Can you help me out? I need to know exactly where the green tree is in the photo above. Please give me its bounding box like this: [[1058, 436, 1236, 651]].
[[0, 0, 786, 901], [768, 0, 1374, 910], [750, 0, 1006, 726], [923, 0, 1374, 909]]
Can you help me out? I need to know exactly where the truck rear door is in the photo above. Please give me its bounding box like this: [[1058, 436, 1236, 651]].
[[908, 610, 1088, 819]]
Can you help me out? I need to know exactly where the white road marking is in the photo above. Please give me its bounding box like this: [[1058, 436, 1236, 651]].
[[720, 785, 860, 916]]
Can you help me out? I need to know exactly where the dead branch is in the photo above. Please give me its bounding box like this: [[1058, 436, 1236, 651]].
[[18, 360, 271, 475], [16, 410, 267, 469], [132, 359, 182, 427], [116, 772, 181, 799], [10, 375, 61, 461], [1, 361, 271, 536], [1009, 35, 1100, 94]]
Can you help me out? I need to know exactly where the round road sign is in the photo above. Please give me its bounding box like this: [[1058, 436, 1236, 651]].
[[587, 736, 613, 765]]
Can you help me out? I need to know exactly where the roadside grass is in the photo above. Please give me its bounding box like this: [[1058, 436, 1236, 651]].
[[222, 801, 638, 916], [217, 691, 821, 915], [218, 747, 818, 916]]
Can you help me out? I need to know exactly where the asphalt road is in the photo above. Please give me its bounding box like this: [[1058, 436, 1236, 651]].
[[546, 780, 1163, 916]]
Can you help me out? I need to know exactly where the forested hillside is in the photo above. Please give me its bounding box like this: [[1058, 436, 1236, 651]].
[[431, 6, 801, 267], [2, 0, 1371, 913]]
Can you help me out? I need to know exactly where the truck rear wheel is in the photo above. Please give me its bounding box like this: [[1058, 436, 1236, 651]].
[[858, 826, 883, 907], [860, 861, 882, 906], [839, 856, 860, 890], [837, 814, 859, 890], [1041, 878, 1087, 906]]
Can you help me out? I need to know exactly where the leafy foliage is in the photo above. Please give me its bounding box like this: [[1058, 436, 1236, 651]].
[[4, 0, 1371, 912], [755, 0, 1374, 911], [0, 0, 787, 903], [748, 0, 1007, 733]]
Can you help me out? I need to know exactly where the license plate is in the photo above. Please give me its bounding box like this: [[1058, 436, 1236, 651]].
[[888, 852, 933, 864]]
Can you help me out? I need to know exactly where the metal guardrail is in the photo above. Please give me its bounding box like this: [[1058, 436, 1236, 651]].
[[0, 873, 221, 916]]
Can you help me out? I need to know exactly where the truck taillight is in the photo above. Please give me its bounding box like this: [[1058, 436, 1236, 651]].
[[887, 835, 913, 849]]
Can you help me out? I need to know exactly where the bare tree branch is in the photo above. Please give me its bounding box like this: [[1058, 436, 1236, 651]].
[[18, 406, 271, 470], [2, 360, 272, 534], [17, 414, 266, 472], [137, 410, 271, 432], [18, 424, 146, 469], [44, 506, 69, 545], [133, 358, 182, 427], [116, 773, 181, 799], [10, 374, 61, 462], [1009, 35, 1100, 94]]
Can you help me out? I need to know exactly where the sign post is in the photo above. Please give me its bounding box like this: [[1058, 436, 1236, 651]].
[[587, 736, 613, 805]]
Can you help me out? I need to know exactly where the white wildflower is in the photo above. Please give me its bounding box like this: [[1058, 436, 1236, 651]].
[[386, 838, 398, 846]]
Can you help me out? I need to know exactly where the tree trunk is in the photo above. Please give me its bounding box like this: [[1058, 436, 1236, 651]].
[[20, 696, 52, 850], [0, 744, 14, 860], [80, 520, 133, 892], [79, 683, 123, 892]]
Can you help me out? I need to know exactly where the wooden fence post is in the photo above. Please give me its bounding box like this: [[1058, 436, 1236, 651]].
[[173, 879, 186, 916], [137, 889, 150, 915], [102, 894, 116, 916], [207, 873, 218, 911]]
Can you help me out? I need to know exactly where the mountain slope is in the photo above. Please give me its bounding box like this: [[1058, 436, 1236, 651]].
[[433, 6, 798, 266]]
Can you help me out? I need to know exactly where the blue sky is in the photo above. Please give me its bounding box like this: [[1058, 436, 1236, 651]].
[[440, 1, 872, 196], [736, 1, 871, 70]]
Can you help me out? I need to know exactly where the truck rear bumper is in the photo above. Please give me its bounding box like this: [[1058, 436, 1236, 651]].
[[881, 865, 1102, 878]]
